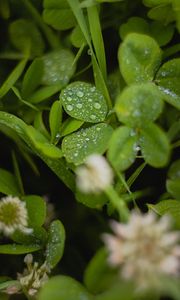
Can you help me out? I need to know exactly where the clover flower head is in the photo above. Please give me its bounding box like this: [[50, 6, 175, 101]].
[[18, 254, 50, 296], [103, 211, 180, 290], [76, 154, 113, 194], [0, 196, 32, 236]]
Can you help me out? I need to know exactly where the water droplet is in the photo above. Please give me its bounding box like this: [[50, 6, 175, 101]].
[[87, 49, 92, 56], [66, 105, 73, 111], [94, 102, 101, 109], [90, 114, 96, 120], [130, 130, 136, 136], [133, 110, 141, 117], [85, 138, 90, 141], [88, 98, 92, 102], [90, 87, 96, 92], [76, 103, 82, 109], [55, 133, 60, 139], [82, 132, 87, 136], [67, 96, 72, 101], [77, 91, 84, 97]]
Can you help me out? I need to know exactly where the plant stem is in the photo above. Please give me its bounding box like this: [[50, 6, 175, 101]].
[[20, 0, 60, 49], [0, 52, 27, 60], [105, 186, 129, 222]]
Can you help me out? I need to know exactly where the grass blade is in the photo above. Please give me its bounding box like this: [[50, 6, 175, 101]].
[[0, 58, 27, 98], [87, 5, 107, 80]]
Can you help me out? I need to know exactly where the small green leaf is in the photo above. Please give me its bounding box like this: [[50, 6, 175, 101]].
[[139, 123, 170, 167], [62, 123, 113, 165], [84, 248, 117, 294], [115, 83, 163, 128], [60, 81, 108, 123], [76, 190, 108, 209], [118, 33, 162, 84], [166, 179, 180, 200], [168, 159, 180, 180], [9, 19, 45, 56], [41, 49, 76, 86], [143, 0, 171, 7], [22, 58, 44, 98], [23, 195, 46, 227], [70, 25, 86, 48], [167, 161, 180, 199], [43, 0, 76, 30], [95, 282, 135, 300], [0, 244, 41, 254], [108, 126, 138, 171], [49, 100, 62, 144], [155, 58, 180, 110], [12, 227, 47, 245], [38, 275, 92, 300], [119, 17, 149, 40], [148, 5, 175, 24], [61, 118, 84, 137], [0, 169, 21, 196], [150, 21, 174, 46], [34, 112, 50, 139], [25, 126, 63, 158], [46, 220, 65, 268], [149, 200, 180, 228], [28, 85, 61, 104]]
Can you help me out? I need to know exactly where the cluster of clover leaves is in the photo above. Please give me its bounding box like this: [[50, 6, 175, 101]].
[[0, 0, 179, 299]]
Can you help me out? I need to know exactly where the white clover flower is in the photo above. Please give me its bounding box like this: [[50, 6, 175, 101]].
[[18, 254, 50, 296], [0, 196, 32, 236], [103, 211, 180, 290], [76, 154, 113, 194]]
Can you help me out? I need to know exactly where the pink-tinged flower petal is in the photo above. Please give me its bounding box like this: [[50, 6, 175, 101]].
[[103, 210, 180, 290]]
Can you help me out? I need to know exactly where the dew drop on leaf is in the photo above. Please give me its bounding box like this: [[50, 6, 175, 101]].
[[60, 81, 108, 123]]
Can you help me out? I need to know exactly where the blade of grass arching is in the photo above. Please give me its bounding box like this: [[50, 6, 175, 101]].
[[20, 0, 60, 49], [127, 162, 147, 191], [92, 56, 112, 109], [0, 112, 75, 191], [116, 170, 132, 196], [117, 163, 146, 195], [67, 0, 91, 46], [72, 43, 86, 67], [0, 124, 40, 176], [11, 86, 39, 111], [12, 151, 25, 196], [0, 58, 27, 98], [87, 5, 107, 80], [67, 0, 112, 109]]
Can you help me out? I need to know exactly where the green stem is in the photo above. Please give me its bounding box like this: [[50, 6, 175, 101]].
[[122, 188, 152, 202], [0, 52, 27, 60], [105, 186, 129, 222], [117, 171, 132, 196], [20, 0, 60, 49]]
